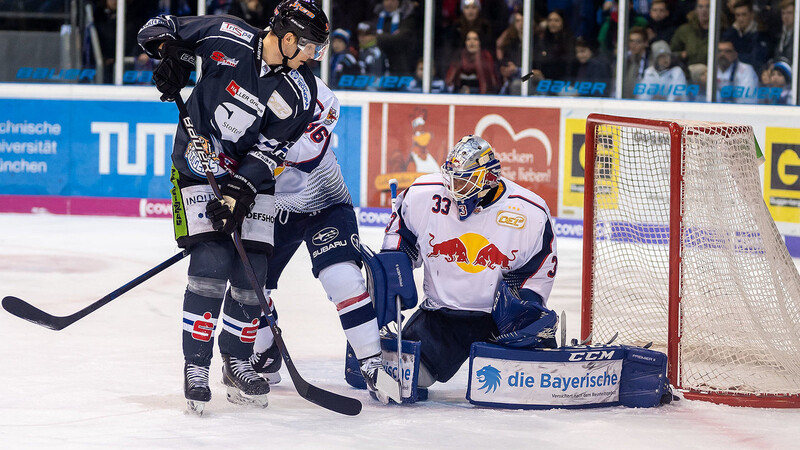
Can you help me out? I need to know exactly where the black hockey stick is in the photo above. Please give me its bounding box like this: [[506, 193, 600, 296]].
[[174, 95, 362, 416], [2, 250, 188, 330]]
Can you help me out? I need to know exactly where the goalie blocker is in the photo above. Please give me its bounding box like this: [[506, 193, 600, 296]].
[[467, 343, 675, 409]]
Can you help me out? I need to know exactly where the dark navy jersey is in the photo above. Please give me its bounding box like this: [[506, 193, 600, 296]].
[[138, 14, 318, 190]]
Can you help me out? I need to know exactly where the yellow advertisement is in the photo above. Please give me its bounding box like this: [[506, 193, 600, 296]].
[[764, 127, 800, 223], [563, 118, 620, 212], [563, 118, 586, 209]]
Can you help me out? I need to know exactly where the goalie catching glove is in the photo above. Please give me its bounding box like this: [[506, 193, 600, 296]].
[[491, 280, 558, 349], [206, 173, 257, 234], [153, 39, 195, 101]]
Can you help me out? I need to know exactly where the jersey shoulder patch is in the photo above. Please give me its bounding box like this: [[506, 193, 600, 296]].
[[219, 21, 255, 42], [287, 69, 312, 110], [267, 91, 292, 119]]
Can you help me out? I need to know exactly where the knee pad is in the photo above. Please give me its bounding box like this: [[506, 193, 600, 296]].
[[186, 276, 228, 299], [230, 285, 260, 306], [318, 262, 366, 305]]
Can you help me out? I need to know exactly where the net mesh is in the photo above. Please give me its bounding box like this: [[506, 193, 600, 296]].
[[588, 119, 800, 397]]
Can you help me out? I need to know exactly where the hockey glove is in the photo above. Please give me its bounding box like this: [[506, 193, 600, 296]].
[[205, 173, 258, 234], [153, 39, 196, 101]]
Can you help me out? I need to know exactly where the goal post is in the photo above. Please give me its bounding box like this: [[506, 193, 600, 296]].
[[581, 113, 800, 407]]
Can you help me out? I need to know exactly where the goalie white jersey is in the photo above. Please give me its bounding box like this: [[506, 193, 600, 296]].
[[275, 78, 352, 213], [382, 173, 557, 313]]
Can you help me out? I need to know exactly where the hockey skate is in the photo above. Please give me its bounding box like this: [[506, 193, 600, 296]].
[[184, 362, 211, 416], [250, 342, 282, 385], [359, 354, 402, 405], [221, 354, 269, 407]]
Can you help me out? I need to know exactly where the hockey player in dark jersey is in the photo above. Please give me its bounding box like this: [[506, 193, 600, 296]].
[[137, 0, 329, 414], [248, 77, 397, 404]]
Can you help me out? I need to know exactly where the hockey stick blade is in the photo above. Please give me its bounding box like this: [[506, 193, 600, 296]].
[[2, 296, 68, 330], [292, 374, 363, 416], [2, 251, 188, 331]]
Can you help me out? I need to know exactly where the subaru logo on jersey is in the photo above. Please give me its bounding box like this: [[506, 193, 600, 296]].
[[211, 51, 239, 67], [312, 227, 339, 245], [476, 365, 502, 393], [220, 22, 254, 41]]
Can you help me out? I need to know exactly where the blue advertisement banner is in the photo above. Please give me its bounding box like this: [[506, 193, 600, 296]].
[[332, 105, 361, 205], [0, 99, 363, 200]]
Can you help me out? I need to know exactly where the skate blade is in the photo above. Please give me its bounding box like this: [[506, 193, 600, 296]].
[[375, 370, 402, 405], [186, 400, 207, 416], [225, 385, 269, 408]]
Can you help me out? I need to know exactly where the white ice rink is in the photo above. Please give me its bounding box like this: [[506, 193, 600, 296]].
[[1, 213, 799, 449]]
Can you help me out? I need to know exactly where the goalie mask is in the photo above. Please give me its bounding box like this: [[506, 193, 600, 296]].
[[441, 135, 501, 220]]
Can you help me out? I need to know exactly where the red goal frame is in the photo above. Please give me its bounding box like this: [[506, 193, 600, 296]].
[[580, 113, 800, 408]]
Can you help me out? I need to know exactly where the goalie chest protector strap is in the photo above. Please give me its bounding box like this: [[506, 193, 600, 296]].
[[467, 342, 671, 409]]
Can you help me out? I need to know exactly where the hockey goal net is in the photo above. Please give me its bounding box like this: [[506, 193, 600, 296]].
[[581, 114, 800, 407]]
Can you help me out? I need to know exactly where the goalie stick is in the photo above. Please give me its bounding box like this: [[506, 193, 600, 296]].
[[174, 95, 362, 416], [388, 178, 403, 402], [2, 250, 188, 331]]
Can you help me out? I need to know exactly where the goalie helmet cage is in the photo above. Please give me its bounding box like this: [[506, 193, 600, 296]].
[[580, 113, 800, 408]]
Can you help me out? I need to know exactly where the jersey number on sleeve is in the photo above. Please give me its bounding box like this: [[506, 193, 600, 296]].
[[306, 122, 330, 143], [547, 255, 558, 278]]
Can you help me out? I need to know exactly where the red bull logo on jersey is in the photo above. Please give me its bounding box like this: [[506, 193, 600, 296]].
[[428, 233, 469, 263], [474, 243, 517, 270], [428, 233, 518, 273]]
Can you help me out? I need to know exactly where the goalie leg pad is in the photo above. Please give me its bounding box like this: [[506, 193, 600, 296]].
[[467, 342, 672, 409], [618, 345, 673, 407]]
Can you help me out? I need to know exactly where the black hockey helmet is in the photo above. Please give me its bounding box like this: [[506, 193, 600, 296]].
[[270, 0, 330, 61]]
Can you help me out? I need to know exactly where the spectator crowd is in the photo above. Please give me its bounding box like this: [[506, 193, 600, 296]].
[[6, 0, 796, 103]]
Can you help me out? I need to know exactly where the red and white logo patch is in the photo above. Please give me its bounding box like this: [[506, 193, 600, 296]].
[[226, 80, 265, 117], [191, 312, 215, 342], [240, 318, 259, 344], [220, 22, 254, 41], [211, 51, 239, 67]]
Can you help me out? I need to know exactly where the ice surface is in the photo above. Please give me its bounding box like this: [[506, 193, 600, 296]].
[[1, 214, 799, 449]]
